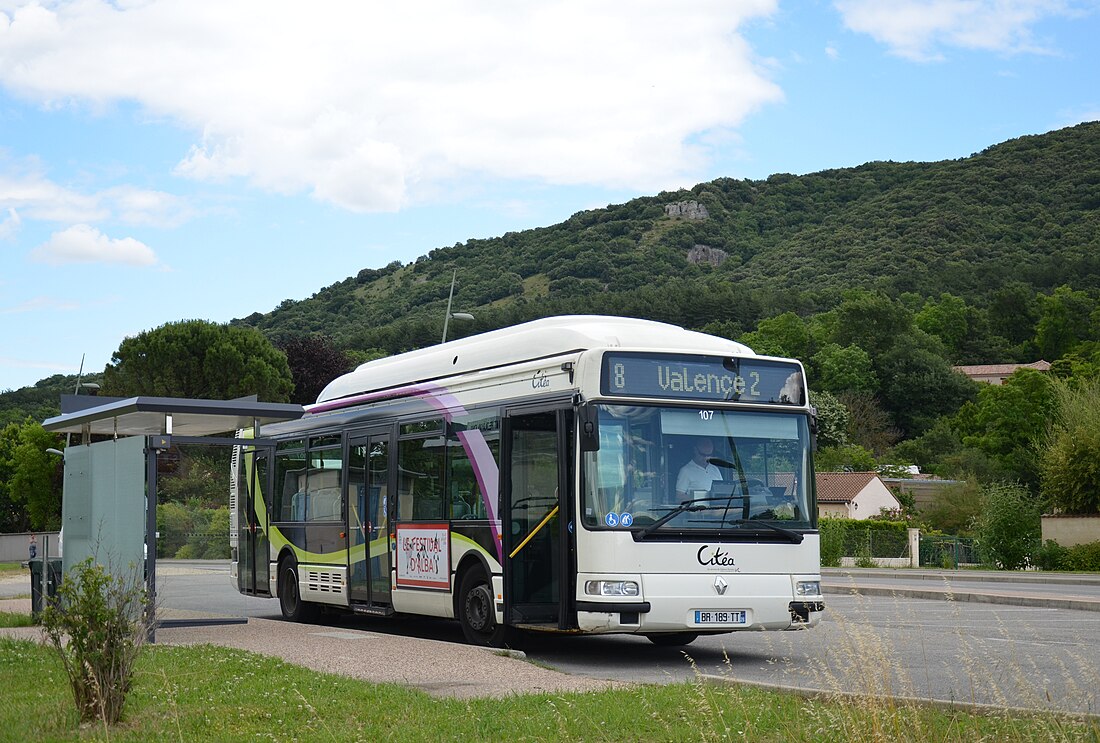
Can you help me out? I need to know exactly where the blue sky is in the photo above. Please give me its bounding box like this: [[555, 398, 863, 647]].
[[1, 0, 1097, 393]]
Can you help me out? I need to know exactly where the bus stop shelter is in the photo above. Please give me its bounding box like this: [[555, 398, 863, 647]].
[[42, 395, 305, 640]]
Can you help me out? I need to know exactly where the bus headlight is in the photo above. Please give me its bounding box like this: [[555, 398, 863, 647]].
[[585, 580, 640, 597], [795, 580, 821, 596]]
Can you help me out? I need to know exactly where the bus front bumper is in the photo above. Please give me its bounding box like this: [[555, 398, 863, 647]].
[[575, 572, 824, 633]]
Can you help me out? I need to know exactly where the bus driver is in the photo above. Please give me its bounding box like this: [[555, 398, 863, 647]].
[[675, 437, 723, 500]]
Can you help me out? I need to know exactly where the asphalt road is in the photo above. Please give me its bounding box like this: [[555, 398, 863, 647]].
[[146, 561, 1100, 716]]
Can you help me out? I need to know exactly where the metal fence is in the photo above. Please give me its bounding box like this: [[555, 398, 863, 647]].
[[842, 528, 910, 559], [919, 535, 981, 568]]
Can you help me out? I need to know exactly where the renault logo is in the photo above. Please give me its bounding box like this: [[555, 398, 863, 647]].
[[713, 576, 728, 595]]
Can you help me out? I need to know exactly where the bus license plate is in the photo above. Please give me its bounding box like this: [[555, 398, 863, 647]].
[[693, 610, 747, 625]]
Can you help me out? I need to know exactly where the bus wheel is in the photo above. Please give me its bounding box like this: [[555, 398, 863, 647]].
[[646, 632, 698, 647], [458, 569, 508, 647], [278, 558, 318, 623]]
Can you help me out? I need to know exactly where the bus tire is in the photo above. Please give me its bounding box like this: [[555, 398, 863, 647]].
[[646, 632, 698, 647], [278, 557, 318, 623], [457, 568, 509, 647]]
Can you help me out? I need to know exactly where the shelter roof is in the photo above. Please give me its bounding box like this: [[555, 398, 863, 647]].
[[42, 395, 304, 437]]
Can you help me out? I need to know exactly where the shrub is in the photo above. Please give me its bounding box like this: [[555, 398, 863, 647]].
[[973, 482, 1041, 570], [1065, 541, 1100, 571], [1035, 540, 1069, 571], [819, 519, 846, 567], [174, 543, 198, 559], [922, 478, 984, 536], [854, 544, 877, 568], [40, 558, 148, 725], [1039, 378, 1100, 514]]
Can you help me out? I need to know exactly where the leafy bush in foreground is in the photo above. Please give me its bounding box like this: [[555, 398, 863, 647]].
[[41, 558, 149, 725]]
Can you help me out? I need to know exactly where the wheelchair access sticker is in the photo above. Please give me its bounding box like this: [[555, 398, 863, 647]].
[[605, 512, 633, 528]]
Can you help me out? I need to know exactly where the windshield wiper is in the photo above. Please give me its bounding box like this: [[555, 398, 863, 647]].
[[740, 519, 804, 544], [636, 497, 719, 538]]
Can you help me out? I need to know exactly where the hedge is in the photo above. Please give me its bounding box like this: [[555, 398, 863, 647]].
[[819, 519, 909, 567], [1035, 540, 1100, 572]]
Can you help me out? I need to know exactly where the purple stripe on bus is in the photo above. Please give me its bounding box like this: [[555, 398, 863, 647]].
[[455, 429, 501, 527], [417, 384, 503, 563], [309, 381, 503, 562]]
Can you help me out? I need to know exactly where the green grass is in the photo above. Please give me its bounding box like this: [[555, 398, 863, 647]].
[[0, 612, 34, 629], [0, 562, 25, 578], [0, 638, 1095, 742]]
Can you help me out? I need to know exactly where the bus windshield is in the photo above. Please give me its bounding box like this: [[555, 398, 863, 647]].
[[581, 404, 814, 536]]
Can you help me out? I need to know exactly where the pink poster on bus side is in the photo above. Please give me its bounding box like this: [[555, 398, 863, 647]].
[[395, 523, 451, 589]]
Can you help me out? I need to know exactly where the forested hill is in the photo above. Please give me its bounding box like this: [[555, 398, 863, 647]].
[[234, 122, 1100, 356]]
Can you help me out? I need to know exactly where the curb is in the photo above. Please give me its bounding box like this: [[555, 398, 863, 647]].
[[823, 582, 1100, 612], [823, 567, 1100, 587]]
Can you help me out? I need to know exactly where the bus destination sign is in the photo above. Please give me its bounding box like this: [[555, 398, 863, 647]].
[[601, 352, 805, 405]]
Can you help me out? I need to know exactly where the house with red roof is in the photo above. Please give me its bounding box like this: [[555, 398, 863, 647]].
[[816, 472, 902, 520]]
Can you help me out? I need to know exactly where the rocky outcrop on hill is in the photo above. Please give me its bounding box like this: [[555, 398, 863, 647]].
[[664, 200, 709, 220]]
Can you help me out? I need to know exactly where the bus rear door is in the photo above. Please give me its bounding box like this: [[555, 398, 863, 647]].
[[238, 447, 273, 596]]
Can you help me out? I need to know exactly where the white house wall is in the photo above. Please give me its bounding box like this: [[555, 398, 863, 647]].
[[849, 481, 902, 520]]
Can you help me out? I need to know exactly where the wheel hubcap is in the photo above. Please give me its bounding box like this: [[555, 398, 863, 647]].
[[466, 584, 492, 632]]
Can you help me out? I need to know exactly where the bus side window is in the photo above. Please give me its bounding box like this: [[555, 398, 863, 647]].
[[399, 436, 445, 520], [274, 449, 307, 522], [447, 435, 497, 521], [446, 413, 500, 521]]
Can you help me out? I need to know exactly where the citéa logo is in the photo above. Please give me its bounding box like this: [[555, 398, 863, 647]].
[[531, 370, 550, 389], [697, 546, 736, 567]]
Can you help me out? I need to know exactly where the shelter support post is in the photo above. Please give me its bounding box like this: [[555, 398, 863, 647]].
[[145, 437, 158, 643]]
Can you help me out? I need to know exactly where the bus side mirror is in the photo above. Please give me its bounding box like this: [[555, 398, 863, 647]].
[[809, 405, 819, 453], [578, 403, 600, 452]]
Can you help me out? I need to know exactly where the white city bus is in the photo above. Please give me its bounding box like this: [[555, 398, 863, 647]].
[[231, 316, 824, 646]]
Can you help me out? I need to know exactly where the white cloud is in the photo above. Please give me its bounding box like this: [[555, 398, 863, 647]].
[[0, 165, 192, 227], [101, 185, 193, 227], [30, 224, 157, 266], [0, 206, 20, 238], [0, 169, 107, 223], [834, 0, 1080, 61], [0, 0, 783, 212]]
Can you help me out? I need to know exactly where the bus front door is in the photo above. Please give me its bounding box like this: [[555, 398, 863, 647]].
[[347, 431, 393, 608], [238, 448, 271, 596], [504, 409, 572, 628]]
